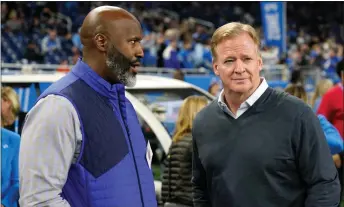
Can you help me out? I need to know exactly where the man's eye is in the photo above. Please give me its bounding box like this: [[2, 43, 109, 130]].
[[129, 40, 135, 44], [225, 59, 234, 63], [244, 58, 252, 61]]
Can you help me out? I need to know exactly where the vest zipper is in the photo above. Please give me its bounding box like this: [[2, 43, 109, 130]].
[[116, 98, 145, 207]]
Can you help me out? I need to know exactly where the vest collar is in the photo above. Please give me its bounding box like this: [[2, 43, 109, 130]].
[[71, 58, 125, 100]]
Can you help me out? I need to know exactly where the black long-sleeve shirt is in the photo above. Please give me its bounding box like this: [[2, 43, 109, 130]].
[[192, 87, 340, 207]]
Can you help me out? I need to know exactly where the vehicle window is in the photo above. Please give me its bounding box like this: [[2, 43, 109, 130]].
[[127, 88, 213, 136]]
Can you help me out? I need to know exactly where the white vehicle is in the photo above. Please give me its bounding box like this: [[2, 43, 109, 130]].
[[2, 72, 215, 199]]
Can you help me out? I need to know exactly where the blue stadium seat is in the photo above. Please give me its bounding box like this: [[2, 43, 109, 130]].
[[3, 32, 24, 59], [54, 55, 61, 64], [61, 39, 74, 56], [1, 54, 10, 63], [2, 39, 8, 48]]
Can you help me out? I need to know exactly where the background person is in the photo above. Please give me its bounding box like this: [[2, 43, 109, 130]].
[[161, 96, 208, 207], [317, 58, 344, 138], [311, 79, 333, 112], [1, 86, 21, 207], [284, 83, 343, 155]]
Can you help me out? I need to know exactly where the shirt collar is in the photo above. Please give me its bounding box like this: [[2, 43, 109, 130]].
[[245, 78, 269, 106], [71, 58, 125, 100], [218, 78, 269, 107]]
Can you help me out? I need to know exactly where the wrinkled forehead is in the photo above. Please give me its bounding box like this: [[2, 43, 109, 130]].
[[216, 36, 258, 56]]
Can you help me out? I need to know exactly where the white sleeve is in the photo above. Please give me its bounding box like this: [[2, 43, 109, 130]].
[[41, 37, 49, 54], [19, 94, 82, 207]]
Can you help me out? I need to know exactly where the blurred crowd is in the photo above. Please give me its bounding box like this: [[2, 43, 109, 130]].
[[285, 30, 343, 83], [1, 3, 344, 204], [1, 2, 343, 74]]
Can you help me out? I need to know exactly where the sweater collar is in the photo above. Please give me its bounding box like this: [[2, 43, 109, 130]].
[[218, 78, 268, 112]]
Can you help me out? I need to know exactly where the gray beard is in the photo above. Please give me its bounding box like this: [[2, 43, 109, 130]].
[[106, 53, 137, 87]]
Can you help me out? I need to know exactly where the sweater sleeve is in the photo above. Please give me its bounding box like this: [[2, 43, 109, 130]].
[[297, 107, 341, 206], [160, 146, 172, 203], [19, 95, 81, 207], [192, 135, 210, 207], [318, 115, 344, 154]]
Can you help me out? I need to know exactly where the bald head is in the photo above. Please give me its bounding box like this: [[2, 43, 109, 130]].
[[79, 6, 144, 87], [80, 6, 139, 47]]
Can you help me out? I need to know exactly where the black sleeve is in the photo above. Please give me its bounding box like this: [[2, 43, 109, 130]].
[[160, 147, 172, 204], [297, 107, 341, 206], [192, 133, 211, 207], [339, 151, 344, 158]]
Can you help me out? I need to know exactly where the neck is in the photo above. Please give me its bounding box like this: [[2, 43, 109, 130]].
[[223, 79, 261, 114], [82, 51, 119, 85], [83, 49, 105, 72], [223, 92, 248, 115]]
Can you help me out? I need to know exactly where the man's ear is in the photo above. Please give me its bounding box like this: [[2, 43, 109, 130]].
[[213, 59, 220, 76], [94, 33, 107, 52], [258, 56, 263, 72]]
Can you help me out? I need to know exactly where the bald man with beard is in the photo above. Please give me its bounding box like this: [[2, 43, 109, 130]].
[[19, 6, 157, 207]]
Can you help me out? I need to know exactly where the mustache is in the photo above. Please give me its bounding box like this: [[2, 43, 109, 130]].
[[130, 58, 142, 65]]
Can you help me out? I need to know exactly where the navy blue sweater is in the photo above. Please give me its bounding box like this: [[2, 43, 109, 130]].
[[192, 87, 340, 207]]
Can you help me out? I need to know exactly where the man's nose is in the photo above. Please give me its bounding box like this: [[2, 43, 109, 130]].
[[136, 44, 144, 58], [234, 60, 245, 73]]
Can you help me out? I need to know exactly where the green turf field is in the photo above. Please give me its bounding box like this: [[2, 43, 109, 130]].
[[152, 164, 162, 180]]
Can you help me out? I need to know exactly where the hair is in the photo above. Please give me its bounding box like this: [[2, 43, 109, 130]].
[[210, 22, 260, 60], [284, 83, 308, 103], [290, 70, 303, 84], [310, 79, 333, 107], [1, 86, 20, 121], [173, 69, 185, 81], [336, 59, 344, 80], [208, 82, 219, 95], [172, 96, 208, 143]]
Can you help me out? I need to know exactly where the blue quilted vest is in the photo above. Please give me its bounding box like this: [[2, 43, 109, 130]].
[[37, 59, 157, 207]]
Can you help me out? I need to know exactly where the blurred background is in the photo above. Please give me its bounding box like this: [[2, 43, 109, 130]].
[[1, 2, 343, 204], [1, 1, 343, 89]]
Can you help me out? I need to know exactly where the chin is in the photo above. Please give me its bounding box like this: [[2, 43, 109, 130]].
[[124, 75, 137, 87], [229, 84, 252, 93]]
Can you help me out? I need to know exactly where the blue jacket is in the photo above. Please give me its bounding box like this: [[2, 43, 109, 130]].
[[1, 128, 20, 207], [313, 97, 322, 113], [318, 115, 343, 154], [37, 59, 157, 207]]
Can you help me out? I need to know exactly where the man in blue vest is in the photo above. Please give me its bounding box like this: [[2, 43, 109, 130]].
[[19, 6, 157, 207]]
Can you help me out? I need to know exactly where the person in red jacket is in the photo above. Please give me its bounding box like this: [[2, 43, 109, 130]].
[[317, 58, 344, 138]]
